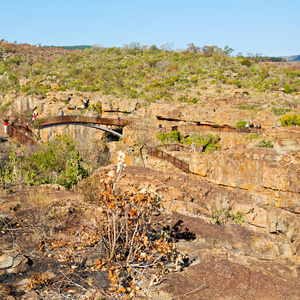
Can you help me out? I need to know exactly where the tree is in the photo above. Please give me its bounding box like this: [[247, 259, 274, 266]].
[[187, 43, 201, 53], [223, 46, 234, 56], [149, 44, 160, 53], [130, 120, 155, 167], [202, 45, 222, 57], [160, 42, 174, 52]]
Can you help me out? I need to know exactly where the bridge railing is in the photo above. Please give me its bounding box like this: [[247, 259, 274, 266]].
[[181, 124, 260, 134], [7, 125, 37, 146], [39, 115, 132, 126], [158, 143, 203, 152], [157, 143, 190, 151], [148, 147, 189, 173]]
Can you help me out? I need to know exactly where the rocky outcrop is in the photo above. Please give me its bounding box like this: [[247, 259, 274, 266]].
[[0, 90, 17, 108], [94, 165, 300, 261], [265, 126, 300, 147], [0, 167, 299, 299], [19, 78, 31, 87], [9, 95, 38, 113]]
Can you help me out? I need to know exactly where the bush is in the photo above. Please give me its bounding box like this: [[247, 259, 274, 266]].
[[284, 83, 291, 94], [211, 209, 244, 225], [40, 175, 184, 298], [236, 120, 247, 127], [258, 139, 273, 148], [271, 107, 291, 116], [280, 114, 300, 126], [241, 58, 252, 67], [156, 130, 181, 144], [184, 133, 221, 151], [1, 136, 88, 188], [245, 134, 259, 141]]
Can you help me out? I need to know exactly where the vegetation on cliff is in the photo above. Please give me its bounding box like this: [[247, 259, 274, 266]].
[[156, 130, 221, 152]]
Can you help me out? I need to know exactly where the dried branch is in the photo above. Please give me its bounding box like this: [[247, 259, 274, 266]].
[[169, 279, 207, 300]]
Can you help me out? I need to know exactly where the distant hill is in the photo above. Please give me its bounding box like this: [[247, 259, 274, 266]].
[[45, 45, 92, 50], [284, 55, 300, 62]]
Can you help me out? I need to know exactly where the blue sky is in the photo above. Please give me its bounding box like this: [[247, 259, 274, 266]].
[[1, 0, 299, 56]]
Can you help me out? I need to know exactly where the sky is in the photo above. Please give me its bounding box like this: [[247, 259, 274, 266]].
[[1, 0, 299, 56]]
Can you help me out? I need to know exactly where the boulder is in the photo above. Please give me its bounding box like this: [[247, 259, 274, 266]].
[[0, 249, 30, 275]]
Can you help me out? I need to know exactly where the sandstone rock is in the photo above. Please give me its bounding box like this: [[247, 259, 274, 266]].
[[0, 249, 29, 275], [43, 184, 66, 190], [21, 290, 40, 299], [14, 278, 31, 294], [253, 110, 281, 128], [3, 90, 17, 106], [19, 78, 31, 87], [48, 204, 75, 219], [101, 99, 113, 112], [68, 96, 83, 109], [187, 146, 300, 210], [50, 83, 59, 90], [40, 80, 51, 87], [10, 95, 38, 114]]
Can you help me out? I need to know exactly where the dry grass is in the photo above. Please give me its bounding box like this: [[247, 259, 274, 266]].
[[24, 188, 52, 209]]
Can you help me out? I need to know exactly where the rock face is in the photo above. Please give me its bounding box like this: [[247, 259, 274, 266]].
[[9, 95, 38, 114], [189, 146, 300, 210]]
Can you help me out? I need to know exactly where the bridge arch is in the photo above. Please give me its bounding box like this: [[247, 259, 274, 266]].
[[39, 123, 122, 137]]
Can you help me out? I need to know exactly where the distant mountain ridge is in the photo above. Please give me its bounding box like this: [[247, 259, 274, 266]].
[[45, 45, 92, 50], [284, 55, 300, 62]]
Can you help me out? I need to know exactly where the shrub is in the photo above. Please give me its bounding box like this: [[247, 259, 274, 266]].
[[0, 100, 13, 113], [241, 58, 252, 67], [284, 83, 291, 94], [1, 136, 88, 188], [237, 104, 259, 112], [280, 114, 300, 126], [245, 134, 260, 141], [236, 120, 247, 127], [188, 97, 198, 104], [40, 175, 184, 298], [271, 107, 291, 116], [211, 209, 244, 225], [258, 139, 273, 148], [156, 130, 181, 144], [184, 133, 221, 151]]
